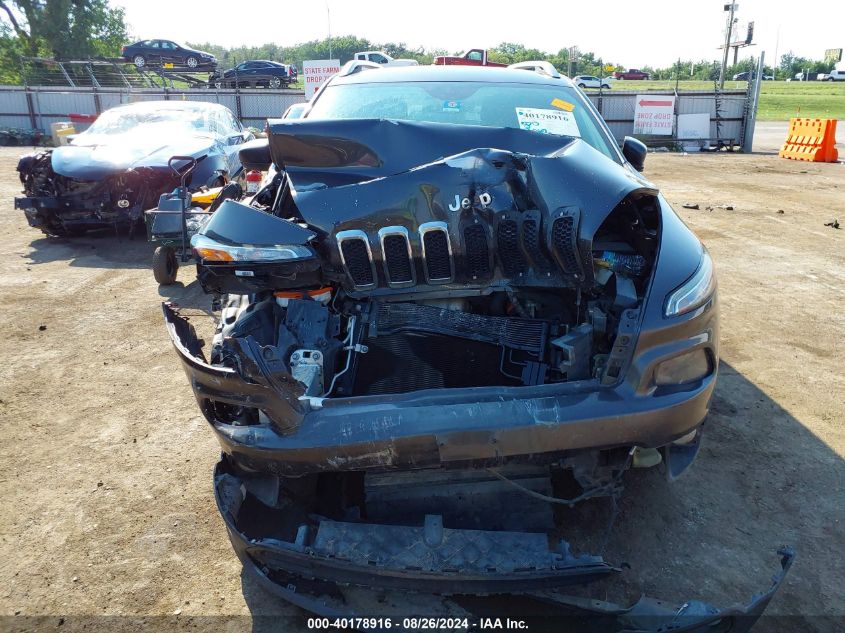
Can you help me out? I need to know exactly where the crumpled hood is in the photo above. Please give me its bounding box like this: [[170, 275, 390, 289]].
[[51, 130, 216, 180], [266, 118, 656, 238]]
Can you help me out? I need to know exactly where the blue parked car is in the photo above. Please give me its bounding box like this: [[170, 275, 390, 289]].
[[212, 60, 298, 89]]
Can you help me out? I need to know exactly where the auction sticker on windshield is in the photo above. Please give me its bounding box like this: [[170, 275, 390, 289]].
[[515, 107, 580, 137]]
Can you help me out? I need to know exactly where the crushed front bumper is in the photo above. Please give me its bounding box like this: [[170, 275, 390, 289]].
[[215, 457, 617, 595], [15, 194, 143, 232], [216, 456, 793, 631], [164, 302, 715, 476]]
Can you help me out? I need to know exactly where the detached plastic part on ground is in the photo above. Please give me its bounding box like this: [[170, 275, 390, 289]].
[[215, 459, 793, 632]]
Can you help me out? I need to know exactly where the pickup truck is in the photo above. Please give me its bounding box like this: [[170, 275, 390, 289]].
[[613, 68, 650, 80], [433, 49, 507, 67], [353, 51, 418, 66]]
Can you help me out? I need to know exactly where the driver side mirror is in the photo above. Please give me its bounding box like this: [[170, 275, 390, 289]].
[[228, 131, 253, 145], [622, 136, 647, 172]]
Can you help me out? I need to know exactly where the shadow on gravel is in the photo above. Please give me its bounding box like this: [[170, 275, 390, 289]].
[[157, 276, 214, 316], [23, 229, 216, 315], [25, 230, 155, 269], [227, 361, 839, 631], [240, 569, 303, 629]]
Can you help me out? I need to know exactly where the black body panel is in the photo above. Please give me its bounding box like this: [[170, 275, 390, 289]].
[[252, 120, 657, 296]]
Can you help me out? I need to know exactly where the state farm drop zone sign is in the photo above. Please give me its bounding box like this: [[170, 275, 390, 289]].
[[633, 95, 676, 135], [303, 60, 340, 99]]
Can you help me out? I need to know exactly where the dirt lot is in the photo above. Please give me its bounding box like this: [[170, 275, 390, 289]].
[[1, 129, 843, 631]]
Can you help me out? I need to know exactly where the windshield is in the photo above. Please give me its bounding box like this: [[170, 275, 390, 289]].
[[308, 81, 619, 161], [82, 104, 214, 137]]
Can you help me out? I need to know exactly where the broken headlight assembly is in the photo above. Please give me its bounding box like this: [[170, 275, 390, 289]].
[[190, 200, 322, 295], [191, 233, 313, 262], [664, 248, 716, 317]]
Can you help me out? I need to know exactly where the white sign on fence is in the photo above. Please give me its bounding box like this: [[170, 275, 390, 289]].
[[633, 95, 675, 135], [677, 112, 711, 151], [303, 60, 340, 100]]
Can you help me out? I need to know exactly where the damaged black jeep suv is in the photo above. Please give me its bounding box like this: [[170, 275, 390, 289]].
[[161, 63, 769, 623]]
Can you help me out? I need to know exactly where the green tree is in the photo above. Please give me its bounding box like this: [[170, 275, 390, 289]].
[[0, 21, 26, 82], [0, 0, 127, 59], [489, 42, 547, 64], [778, 51, 827, 77]]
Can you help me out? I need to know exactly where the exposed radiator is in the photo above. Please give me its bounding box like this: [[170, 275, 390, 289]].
[[373, 302, 548, 352], [352, 333, 522, 396]]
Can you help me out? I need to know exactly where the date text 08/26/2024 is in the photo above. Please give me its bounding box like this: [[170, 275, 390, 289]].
[[307, 618, 527, 630]]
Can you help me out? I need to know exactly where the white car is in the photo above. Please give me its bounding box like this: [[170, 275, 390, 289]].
[[573, 75, 612, 89], [825, 68, 845, 81], [353, 51, 418, 67]]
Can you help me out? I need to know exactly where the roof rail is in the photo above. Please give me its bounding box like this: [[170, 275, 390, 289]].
[[337, 60, 383, 77], [507, 61, 562, 79]]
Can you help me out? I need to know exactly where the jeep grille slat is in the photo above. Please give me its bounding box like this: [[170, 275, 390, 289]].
[[419, 221, 453, 283], [376, 227, 413, 288], [551, 214, 581, 275], [463, 224, 491, 279], [337, 230, 377, 290], [497, 219, 527, 276], [522, 219, 554, 274]]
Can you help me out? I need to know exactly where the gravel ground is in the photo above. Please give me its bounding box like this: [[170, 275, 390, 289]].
[[0, 141, 843, 632]]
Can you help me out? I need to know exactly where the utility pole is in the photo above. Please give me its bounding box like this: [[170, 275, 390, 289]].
[[719, 3, 737, 88], [675, 57, 681, 93], [742, 51, 764, 152], [326, 1, 332, 60], [772, 25, 780, 79]]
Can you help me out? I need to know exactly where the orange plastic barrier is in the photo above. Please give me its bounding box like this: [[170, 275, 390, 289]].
[[779, 118, 838, 162]]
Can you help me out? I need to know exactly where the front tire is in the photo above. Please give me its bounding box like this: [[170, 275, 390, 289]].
[[601, 84, 610, 89], [827, 76, 835, 82], [577, 83, 586, 88], [186, 56, 199, 69], [269, 76, 282, 89], [133, 55, 146, 68], [153, 246, 178, 285]]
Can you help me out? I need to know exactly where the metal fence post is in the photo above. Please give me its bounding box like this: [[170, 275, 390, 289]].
[[24, 87, 37, 129], [235, 84, 243, 121], [673, 87, 680, 139], [742, 52, 764, 153]]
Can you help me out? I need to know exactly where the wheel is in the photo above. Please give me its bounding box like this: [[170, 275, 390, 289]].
[[827, 76, 835, 81], [213, 80, 223, 89], [186, 56, 199, 69], [601, 84, 610, 89], [577, 83, 586, 88], [133, 55, 146, 68], [269, 76, 282, 89], [152, 246, 178, 285]]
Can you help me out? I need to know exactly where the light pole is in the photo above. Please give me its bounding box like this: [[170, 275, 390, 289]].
[[719, 3, 737, 89], [772, 25, 780, 79], [326, 1, 332, 60]]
